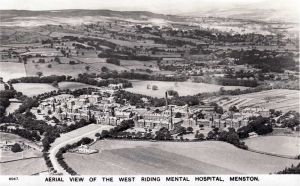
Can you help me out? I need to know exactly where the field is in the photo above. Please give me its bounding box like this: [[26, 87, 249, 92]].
[[64, 140, 299, 174], [126, 80, 247, 98], [0, 62, 26, 81], [0, 158, 47, 175], [212, 89, 300, 112], [244, 136, 300, 157], [13, 83, 58, 96]]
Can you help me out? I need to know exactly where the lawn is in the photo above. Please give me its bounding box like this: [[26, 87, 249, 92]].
[[125, 80, 247, 98], [244, 136, 300, 157], [64, 140, 299, 175], [13, 83, 58, 96]]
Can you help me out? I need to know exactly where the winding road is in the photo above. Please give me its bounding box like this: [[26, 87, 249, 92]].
[[48, 124, 113, 175]]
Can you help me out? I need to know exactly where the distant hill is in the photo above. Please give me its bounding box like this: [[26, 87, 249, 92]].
[[0, 9, 173, 22]]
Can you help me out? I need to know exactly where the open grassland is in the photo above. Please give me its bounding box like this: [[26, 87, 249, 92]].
[[13, 83, 58, 96], [64, 140, 299, 174], [126, 80, 247, 98], [244, 136, 300, 157], [0, 62, 26, 81], [214, 89, 300, 112]]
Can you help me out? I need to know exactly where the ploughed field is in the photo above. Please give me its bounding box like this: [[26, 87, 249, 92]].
[[213, 89, 300, 112], [244, 136, 300, 157], [64, 140, 299, 174], [126, 80, 247, 98]]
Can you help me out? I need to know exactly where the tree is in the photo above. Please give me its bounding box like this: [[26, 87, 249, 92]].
[[106, 58, 120, 66], [101, 66, 109, 72], [177, 127, 186, 135], [11, 143, 22, 153], [229, 105, 239, 112], [52, 81, 59, 88], [47, 64, 52, 68], [175, 112, 182, 118], [36, 72, 43, 77], [152, 85, 158, 90], [85, 66, 90, 71], [187, 126, 193, 133]]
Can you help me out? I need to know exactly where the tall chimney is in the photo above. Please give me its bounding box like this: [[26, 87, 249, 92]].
[[165, 91, 168, 109]]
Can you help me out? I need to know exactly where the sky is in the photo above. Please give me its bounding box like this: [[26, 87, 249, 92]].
[[0, 0, 299, 14]]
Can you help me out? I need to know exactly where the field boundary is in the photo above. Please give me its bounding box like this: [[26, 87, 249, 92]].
[[0, 156, 43, 163]]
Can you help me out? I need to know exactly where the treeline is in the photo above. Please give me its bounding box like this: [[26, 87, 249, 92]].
[[62, 36, 117, 50], [99, 71, 187, 82], [8, 75, 67, 84], [194, 76, 258, 87], [55, 137, 94, 175], [8, 74, 133, 89], [0, 126, 41, 141], [98, 50, 155, 61]]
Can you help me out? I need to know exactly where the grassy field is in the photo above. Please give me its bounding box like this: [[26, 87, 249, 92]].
[[244, 136, 300, 157], [213, 89, 300, 112], [126, 80, 247, 98], [13, 83, 58, 96], [64, 140, 299, 174], [0, 62, 26, 81]]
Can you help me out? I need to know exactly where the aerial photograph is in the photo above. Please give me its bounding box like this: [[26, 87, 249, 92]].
[[0, 0, 299, 176]]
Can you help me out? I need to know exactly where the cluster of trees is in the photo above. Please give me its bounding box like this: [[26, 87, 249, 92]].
[[277, 163, 300, 174], [237, 116, 273, 138], [114, 90, 200, 108], [230, 49, 297, 73], [100, 119, 135, 138], [0, 89, 17, 122], [155, 127, 173, 140], [207, 127, 248, 149], [277, 111, 300, 129], [106, 58, 120, 66]]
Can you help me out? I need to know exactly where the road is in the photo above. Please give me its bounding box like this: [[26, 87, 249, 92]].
[[48, 124, 113, 175]]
